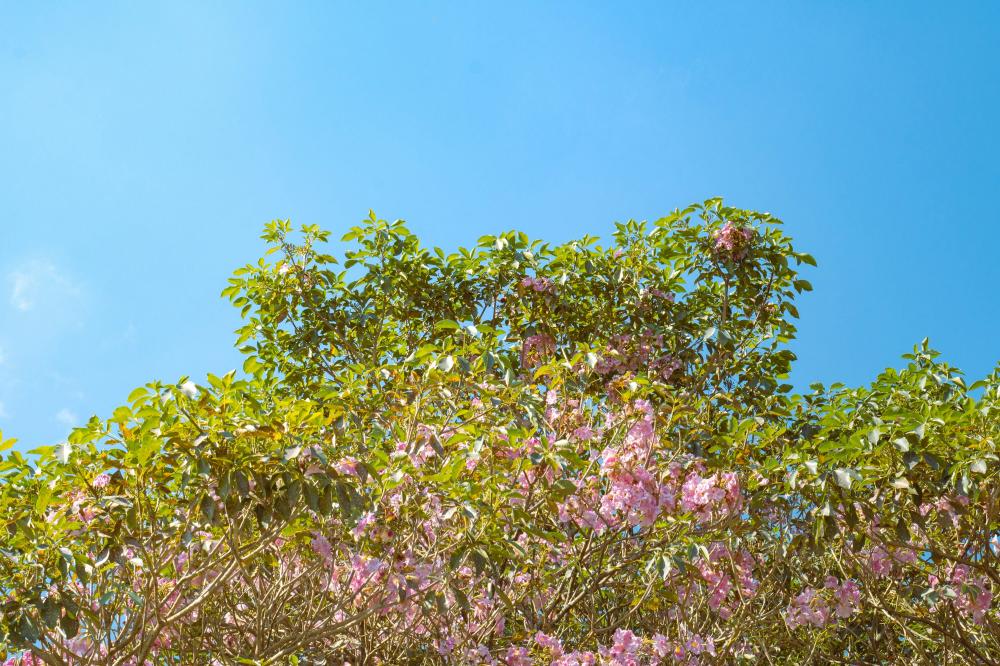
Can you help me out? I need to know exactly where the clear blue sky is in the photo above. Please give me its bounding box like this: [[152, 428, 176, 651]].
[[1, 2, 998, 448]]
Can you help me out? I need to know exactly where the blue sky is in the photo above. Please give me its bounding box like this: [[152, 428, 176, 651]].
[[1, 2, 998, 447]]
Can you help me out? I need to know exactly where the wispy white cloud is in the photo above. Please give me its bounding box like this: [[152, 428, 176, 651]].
[[56, 408, 78, 427], [0, 344, 6, 365], [11, 273, 32, 311], [8, 259, 83, 313]]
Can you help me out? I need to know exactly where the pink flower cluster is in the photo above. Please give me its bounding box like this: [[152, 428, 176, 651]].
[[827, 576, 861, 618], [64, 489, 97, 526], [694, 544, 759, 618], [391, 424, 441, 468], [521, 333, 557, 370], [864, 545, 917, 578], [784, 587, 829, 629], [520, 275, 556, 293], [558, 403, 663, 532], [3, 655, 41, 666], [596, 402, 676, 529], [712, 221, 753, 260], [918, 494, 967, 529], [502, 627, 718, 665], [642, 287, 675, 303], [784, 577, 861, 629], [540, 389, 601, 446], [949, 564, 993, 625], [594, 332, 682, 383], [557, 402, 743, 534], [679, 470, 742, 522]]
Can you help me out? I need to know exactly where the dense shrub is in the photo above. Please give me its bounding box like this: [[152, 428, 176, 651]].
[[0, 200, 996, 664]]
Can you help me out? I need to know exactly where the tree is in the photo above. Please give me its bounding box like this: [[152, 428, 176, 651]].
[[0, 199, 996, 665]]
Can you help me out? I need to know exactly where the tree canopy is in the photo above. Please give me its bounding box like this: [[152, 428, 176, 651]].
[[0, 200, 997, 665]]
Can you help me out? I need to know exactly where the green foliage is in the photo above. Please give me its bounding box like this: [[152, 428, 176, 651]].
[[0, 200, 996, 665]]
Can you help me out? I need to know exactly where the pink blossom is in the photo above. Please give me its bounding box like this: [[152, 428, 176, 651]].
[[435, 636, 456, 655], [686, 634, 715, 656], [520, 275, 555, 293], [784, 587, 830, 629], [310, 533, 333, 563], [351, 511, 376, 539], [504, 647, 532, 666], [608, 628, 642, 665], [652, 633, 671, 658], [952, 570, 993, 625], [680, 470, 740, 522], [825, 576, 861, 618], [867, 546, 892, 577], [334, 458, 360, 476], [535, 631, 564, 657], [713, 221, 754, 259], [521, 333, 556, 369]]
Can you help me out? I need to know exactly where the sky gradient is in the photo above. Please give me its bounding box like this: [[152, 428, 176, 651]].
[[1, 2, 998, 448]]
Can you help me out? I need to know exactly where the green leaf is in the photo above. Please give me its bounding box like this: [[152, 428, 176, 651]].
[[40, 597, 60, 629], [60, 612, 80, 639], [127, 386, 150, 403], [136, 437, 162, 464], [243, 356, 263, 374], [550, 479, 577, 500], [17, 617, 40, 647], [35, 484, 54, 515], [895, 517, 911, 543], [200, 495, 216, 522]]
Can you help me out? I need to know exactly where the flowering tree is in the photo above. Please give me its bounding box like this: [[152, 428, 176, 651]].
[[0, 199, 996, 665]]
